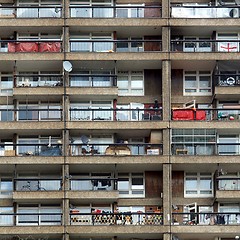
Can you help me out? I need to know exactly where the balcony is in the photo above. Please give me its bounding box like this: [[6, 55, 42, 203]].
[[69, 212, 163, 226], [0, 40, 62, 53], [69, 39, 162, 53], [172, 143, 240, 156], [70, 108, 162, 121], [69, 5, 161, 18], [0, 213, 62, 226], [171, 108, 240, 121], [171, 39, 240, 53], [0, 6, 62, 18], [171, 5, 240, 19], [172, 212, 240, 225], [0, 143, 62, 157], [70, 143, 163, 156]]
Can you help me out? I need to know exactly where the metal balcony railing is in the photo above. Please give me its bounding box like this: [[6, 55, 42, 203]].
[[69, 73, 117, 87], [70, 177, 117, 191], [14, 178, 62, 191], [69, 5, 161, 18], [15, 74, 63, 87], [70, 108, 162, 121], [216, 177, 240, 190], [70, 143, 163, 156], [171, 5, 240, 18], [172, 212, 240, 225], [70, 212, 163, 225], [0, 6, 62, 18], [171, 39, 240, 52], [0, 143, 62, 157], [69, 39, 162, 52], [214, 73, 240, 86], [0, 213, 62, 226], [0, 40, 62, 53], [0, 109, 62, 121], [171, 108, 240, 121], [172, 143, 240, 156]]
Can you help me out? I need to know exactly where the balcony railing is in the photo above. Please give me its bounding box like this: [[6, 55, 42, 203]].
[[14, 178, 62, 191], [70, 108, 162, 121], [15, 74, 63, 87], [171, 39, 240, 52], [0, 143, 62, 157], [69, 39, 162, 52], [171, 6, 240, 18], [0, 6, 62, 18], [70, 143, 163, 156], [172, 212, 240, 225], [0, 40, 62, 53], [172, 143, 240, 156], [0, 109, 62, 121], [69, 73, 117, 87], [216, 177, 240, 190], [214, 73, 240, 86], [172, 108, 240, 121], [70, 212, 163, 225], [0, 213, 62, 226], [70, 177, 117, 191], [69, 5, 161, 18]]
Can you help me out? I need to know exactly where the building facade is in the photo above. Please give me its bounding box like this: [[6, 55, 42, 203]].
[[0, 0, 240, 240]]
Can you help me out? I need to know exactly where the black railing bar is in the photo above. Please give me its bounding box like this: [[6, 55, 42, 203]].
[[14, 178, 62, 181], [171, 5, 240, 8], [172, 212, 240, 215], [0, 6, 62, 9], [69, 143, 162, 146], [0, 143, 62, 146], [0, 109, 62, 111], [0, 40, 62, 43], [0, 213, 63, 216], [215, 74, 240, 77], [216, 177, 240, 180], [171, 39, 240, 43], [69, 39, 161, 43], [69, 74, 117, 77], [172, 143, 240, 145], [70, 177, 117, 181], [69, 212, 163, 216], [172, 108, 240, 111], [15, 74, 63, 77], [69, 108, 162, 111], [69, 6, 161, 9]]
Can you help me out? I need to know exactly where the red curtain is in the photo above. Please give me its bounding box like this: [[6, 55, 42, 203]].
[[39, 42, 61, 52]]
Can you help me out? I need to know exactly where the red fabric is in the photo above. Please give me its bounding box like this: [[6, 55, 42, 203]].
[[195, 110, 206, 120], [8, 43, 16, 52], [15, 42, 39, 52], [172, 109, 194, 120], [39, 42, 61, 52]]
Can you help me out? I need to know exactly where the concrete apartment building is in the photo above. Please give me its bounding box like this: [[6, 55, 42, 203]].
[[0, 0, 240, 240]]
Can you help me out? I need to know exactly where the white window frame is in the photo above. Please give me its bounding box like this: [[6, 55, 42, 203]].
[[115, 4, 144, 18], [183, 70, 212, 96], [117, 172, 145, 198], [117, 71, 144, 96], [183, 37, 211, 52], [0, 72, 13, 96], [0, 177, 13, 198], [0, 206, 14, 226], [184, 172, 213, 198]]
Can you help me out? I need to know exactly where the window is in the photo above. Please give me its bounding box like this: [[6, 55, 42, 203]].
[[183, 37, 211, 52], [0, 207, 13, 226], [0, 178, 13, 197], [217, 33, 239, 52], [116, 38, 143, 52], [185, 172, 213, 197], [219, 203, 240, 224], [118, 173, 144, 197], [116, 4, 144, 18], [184, 71, 212, 95], [0, 73, 13, 96], [218, 135, 239, 155], [117, 71, 144, 96], [0, 105, 14, 121]]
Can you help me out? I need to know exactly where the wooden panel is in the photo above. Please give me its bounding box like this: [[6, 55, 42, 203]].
[[172, 171, 184, 198], [145, 171, 163, 198], [144, 69, 162, 96], [144, 3, 161, 18], [144, 36, 161, 51]]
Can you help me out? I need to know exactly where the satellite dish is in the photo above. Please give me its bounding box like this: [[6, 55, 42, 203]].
[[229, 8, 238, 18], [226, 77, 235, 85], [63, 61, 73, 72]]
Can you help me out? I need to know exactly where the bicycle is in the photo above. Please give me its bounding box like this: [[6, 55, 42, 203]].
[[20, 181, 46, 191]]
